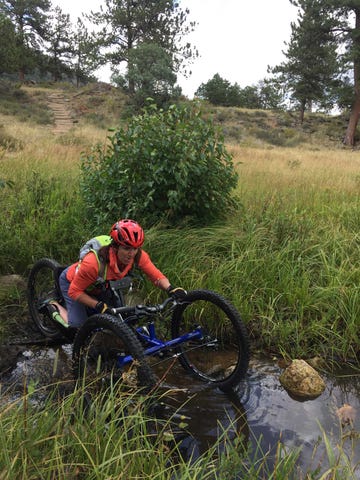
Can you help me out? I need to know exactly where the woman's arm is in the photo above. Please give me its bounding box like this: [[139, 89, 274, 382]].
[[138, 250, 169, 288], [74, 291, 100, 309], [155, 277, 171, 291], [138, 251, 185, 296], [68, 253, 100, 304]]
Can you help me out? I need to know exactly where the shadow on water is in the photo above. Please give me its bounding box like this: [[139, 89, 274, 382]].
[[243, 358, 360, 476], [1, 342, 360, 477]]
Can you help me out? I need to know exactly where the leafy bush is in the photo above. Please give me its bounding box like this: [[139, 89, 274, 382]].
[[80, 103, 239, 227], [253, 128, 288, 146]]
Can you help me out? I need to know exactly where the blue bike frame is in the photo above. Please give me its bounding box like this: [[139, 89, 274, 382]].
[[116, 322, 204, 367]]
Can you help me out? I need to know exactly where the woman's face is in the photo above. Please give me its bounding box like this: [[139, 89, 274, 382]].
[[116, 245, 138, 265]]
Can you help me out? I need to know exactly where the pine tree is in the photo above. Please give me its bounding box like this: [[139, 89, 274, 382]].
[[0, 13, 18, 74], [45, 6, 73, 82], [87, 0, 197, 95], [272, 0, 360, 145], [270, 0, 339, 123], [0, 0, 51, 82], [71, 18, 101, 87], [119, 42, 180, 108], [195, 74, 236, 106]]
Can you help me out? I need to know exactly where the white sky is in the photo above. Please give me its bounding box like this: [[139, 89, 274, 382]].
[[54, 0, 298, 98]]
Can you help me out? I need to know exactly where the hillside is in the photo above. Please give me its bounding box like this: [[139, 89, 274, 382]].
[[0, 81, 354, 150]]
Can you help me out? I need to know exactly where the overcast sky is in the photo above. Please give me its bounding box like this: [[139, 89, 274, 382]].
[[54, 0, 299, 98]]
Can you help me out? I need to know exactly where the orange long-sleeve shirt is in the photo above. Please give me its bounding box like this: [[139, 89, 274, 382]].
[[66, 248, 167, 300]]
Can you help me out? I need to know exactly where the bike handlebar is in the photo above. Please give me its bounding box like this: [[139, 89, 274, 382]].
[[111, 296, 176, 317]]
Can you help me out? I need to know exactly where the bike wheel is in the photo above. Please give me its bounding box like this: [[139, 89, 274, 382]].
[[27, 258, 64, 339], [73, 314, 157, 393], [171, 290, 250, 392]]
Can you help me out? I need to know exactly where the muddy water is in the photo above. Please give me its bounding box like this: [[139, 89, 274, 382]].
[[1, 343, 360, 476]]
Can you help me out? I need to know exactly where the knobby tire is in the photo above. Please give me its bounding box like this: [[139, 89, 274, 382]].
[[73, 314, 157, 392], [171, 289, 250, 392], [27, 257, 64, 339]]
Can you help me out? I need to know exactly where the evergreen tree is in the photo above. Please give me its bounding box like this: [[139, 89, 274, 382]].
[[113, 42, 180, 109], [87, 0, 197, 94], [196, 74, 267, 109], [71, 18, 101, 87], [196, 74, 240, 106], [45, 6, 73, 82], [0, 0, 51, 82], [237, 85, 262, 109], [322, 1, 360, 145], [272, 0, 360, 144], [257, 78, 286, 110], [0, 13, 18, 74], [269, 0, 339, 123]]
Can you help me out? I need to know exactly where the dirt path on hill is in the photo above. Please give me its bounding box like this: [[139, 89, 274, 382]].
[[47, 91, 77, 134]]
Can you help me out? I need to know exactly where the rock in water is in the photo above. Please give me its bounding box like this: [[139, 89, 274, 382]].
[[279, 359, 326, 399]]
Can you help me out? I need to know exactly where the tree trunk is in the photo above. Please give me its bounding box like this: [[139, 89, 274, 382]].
[[126, 0, 135, 95], [343, 8, 360, 146], [343, 95, 360, 146], [128, 61, 135, 95], [299, 99, 306, 124]]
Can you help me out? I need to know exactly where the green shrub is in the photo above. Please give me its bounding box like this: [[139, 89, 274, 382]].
[[80, 102, 239, 227], [253, 128, 295, 146]]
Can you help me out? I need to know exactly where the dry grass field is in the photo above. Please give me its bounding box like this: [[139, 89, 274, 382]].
[[230, 145, 360, 194]]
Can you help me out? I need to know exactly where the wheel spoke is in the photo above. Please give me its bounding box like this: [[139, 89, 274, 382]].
[[171, 290, 250, 391]]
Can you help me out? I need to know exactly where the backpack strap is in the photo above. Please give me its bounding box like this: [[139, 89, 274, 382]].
[[98, 255, 107, 280]]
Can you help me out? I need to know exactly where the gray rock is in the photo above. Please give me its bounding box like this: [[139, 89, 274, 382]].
[[0, 274, 26, 291]]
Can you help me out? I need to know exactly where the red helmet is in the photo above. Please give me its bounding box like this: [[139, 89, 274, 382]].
[[110, 219, 145, 248]]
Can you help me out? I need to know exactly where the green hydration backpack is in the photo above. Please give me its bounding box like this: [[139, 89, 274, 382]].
[[79, 235, 141, 303], [79, 235, 112, 288]]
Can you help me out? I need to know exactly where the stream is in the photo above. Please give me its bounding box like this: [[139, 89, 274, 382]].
[[1, 340, 360, 477]]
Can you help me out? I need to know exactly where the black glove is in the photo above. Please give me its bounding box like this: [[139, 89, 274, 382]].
[[95, 301, 114, 315], [166, 285, 187, 300]]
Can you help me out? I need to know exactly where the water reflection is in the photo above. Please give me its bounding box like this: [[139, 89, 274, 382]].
[[1, 346, 360, 477], [153, 376, 250, 459], [244, 357, 360, 476]]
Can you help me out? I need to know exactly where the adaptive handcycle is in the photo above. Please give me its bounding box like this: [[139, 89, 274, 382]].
[[27, 258, 250, 393]]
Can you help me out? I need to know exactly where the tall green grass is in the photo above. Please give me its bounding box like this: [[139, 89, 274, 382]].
[[143, 200, 360, 361], [2, 114, 360, 360], [1, 168, 87, 270], [2, 97, 360, 478], [0, 383, 358, 479], [0, 383, 249, 479]]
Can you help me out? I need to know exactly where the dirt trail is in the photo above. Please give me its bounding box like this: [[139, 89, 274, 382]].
[[47, 91, 76, 134]]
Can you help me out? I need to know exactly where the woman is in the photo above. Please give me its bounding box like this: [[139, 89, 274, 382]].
[[50, 219, 186, 328]]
